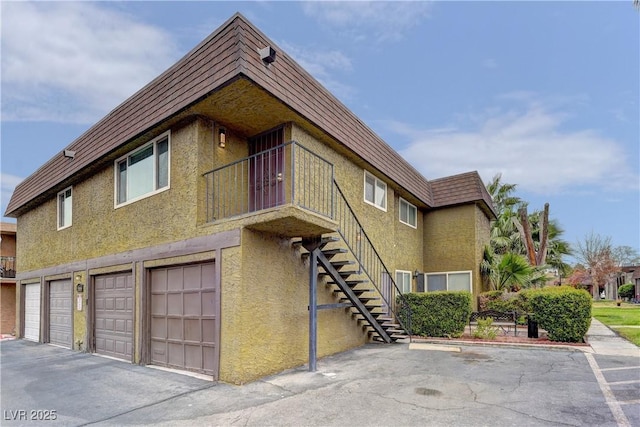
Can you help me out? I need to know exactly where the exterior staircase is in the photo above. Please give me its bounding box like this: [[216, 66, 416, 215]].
[[294, 181, 411, 343]]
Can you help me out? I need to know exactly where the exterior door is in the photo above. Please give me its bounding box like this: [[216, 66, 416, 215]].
[[49, 279, 72, 348], [94, 272, 134, 360], [249, 127, 285, 211], [23, 283, 41, 342], [150, 262, 219, 378]]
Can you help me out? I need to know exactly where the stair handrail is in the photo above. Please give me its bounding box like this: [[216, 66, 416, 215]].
[[333, 181, 412, 337]]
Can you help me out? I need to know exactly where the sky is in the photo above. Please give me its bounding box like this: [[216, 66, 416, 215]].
[[1, 1, 639, 262]]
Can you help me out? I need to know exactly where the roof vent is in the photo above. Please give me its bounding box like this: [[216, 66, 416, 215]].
[[63, 150, 76, 159], [259, 46, 276, 64]]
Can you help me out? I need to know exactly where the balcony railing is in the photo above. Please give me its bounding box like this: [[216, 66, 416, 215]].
[[204, 141, 334, 223], [0, 256, 16, 278]]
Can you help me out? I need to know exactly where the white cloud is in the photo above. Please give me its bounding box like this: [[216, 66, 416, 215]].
[[1, 2, 178, 123], [301, 1, 432, 43], [394, 98, 639, 195]]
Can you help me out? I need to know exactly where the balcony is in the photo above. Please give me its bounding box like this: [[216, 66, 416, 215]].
[[0, 256, 16, 278], [203, 141, 338, 238]]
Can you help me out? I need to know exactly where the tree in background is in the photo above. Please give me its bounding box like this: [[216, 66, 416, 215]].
[[611, 245, 640, 266], [481, 174, 570, 291], [573, 232, 619, 297]]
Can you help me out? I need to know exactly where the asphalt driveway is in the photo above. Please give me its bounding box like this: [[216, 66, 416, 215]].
[[1, 339, 638, 426]]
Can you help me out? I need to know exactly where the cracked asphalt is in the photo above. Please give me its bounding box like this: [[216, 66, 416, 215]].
[[2, 339, 638, 426]]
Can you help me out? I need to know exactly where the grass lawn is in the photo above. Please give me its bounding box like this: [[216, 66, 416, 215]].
[[592, 301, 640, 346]]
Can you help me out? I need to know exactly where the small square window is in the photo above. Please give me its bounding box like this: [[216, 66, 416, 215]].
[[399, 198, 417, 228], [364, 171, 387, 211], [57, 187, 72, 230]]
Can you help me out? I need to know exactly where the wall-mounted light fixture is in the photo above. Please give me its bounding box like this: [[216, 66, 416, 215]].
[[75, 274, 84, 293], [413, 269, 421, 279], [218, 127, 226, 148], [259, 46, 276, 64]]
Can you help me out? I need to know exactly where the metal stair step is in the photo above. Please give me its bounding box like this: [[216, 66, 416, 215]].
[[326, 279, 368, 287], [329, 260, 355, 270], [319, 270, 360, 278], [321, 248, 348, 258]]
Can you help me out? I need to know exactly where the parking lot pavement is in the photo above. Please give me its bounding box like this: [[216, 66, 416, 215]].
[[2, 339, 639, 426]]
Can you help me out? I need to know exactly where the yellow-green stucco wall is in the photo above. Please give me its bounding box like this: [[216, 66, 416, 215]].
[[219, 228, 367, 384], [423, 204, 491, 308]]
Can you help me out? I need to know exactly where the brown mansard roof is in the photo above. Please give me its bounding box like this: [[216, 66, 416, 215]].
[[5, 13, 494, 218], [430, 171, 496, 217]]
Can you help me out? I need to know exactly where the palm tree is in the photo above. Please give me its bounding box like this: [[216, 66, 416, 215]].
[[482, 174, 572, 290]]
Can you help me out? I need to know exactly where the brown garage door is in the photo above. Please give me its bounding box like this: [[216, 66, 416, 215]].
[[49, 279, 72, 348], [94, 273, 134, 360], [150, 262, 218, 377]]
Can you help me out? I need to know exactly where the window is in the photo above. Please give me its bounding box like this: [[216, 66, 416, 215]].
[[57, 187, 72, 230], [399, 198, 417, 228], [364, 171, 386, 211], [425, 271, 472, 292], [115, 132, 170, 206], [395, 270, 412, 294]]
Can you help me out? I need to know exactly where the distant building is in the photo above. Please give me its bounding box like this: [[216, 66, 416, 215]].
[[1, 222, 17, 335], [605, 265, 640, 300]]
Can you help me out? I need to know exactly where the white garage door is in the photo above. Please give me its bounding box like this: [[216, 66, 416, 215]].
[[49, 279, 72, 348], [23, 283, 41, 342]]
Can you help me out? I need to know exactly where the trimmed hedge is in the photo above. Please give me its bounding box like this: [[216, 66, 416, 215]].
[[618, 283, 634, 299], [529, 286, 592, 342], [400, 292, 472, 338]]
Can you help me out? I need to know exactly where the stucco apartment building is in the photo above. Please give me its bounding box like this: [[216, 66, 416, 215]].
[[1, 222, 17, 336], [5, 14, 495, 384]]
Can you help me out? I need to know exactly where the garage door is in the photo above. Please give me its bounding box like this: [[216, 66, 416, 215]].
[[94, 273, 134, 360], [150, 262, 218, 377], [23, 283, 41, 342], [49, 280, 72, 348]]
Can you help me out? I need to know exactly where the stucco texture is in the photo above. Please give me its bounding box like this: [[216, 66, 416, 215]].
[[219, 228, 367, 384]]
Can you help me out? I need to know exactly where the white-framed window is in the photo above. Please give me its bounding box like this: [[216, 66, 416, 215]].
[[395, 270, 412, 294], [57, 187, 72, 230], [364, 171, 387, 211], [399, 198, 417, 228], [425, 271, 472, 292], [115, 131, 170, 207]]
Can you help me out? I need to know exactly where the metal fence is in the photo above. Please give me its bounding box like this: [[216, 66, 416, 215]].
[[0, 256, 15, 278], [204, 141, 334, 222]]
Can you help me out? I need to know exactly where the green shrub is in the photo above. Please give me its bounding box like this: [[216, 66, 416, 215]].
[[618, 284, 635, 299], [473, 317, 497, 339], [481, 290, 534, 318], [400, 292, 472, 337], [529, 286, 592, 342]]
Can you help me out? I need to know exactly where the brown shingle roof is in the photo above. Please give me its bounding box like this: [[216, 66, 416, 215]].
[[6, 13, 492, 218], [430, 171, 496, 218]]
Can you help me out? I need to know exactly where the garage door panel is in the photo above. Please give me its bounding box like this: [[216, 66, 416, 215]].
[[167, 318, 183, 340], [150, 262, 218, 377], [184, 319, 201, 342], [151, 294, 166, 315], [184, 293, 201, 316], [167, 294, 182, 315], [168, 342, 184, 366], [202, 291, 216, 316], [94, 272, 133, 361], [202, 319, 216, 343], [49, 280, 72, 348]]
